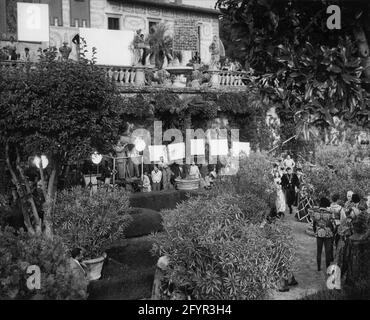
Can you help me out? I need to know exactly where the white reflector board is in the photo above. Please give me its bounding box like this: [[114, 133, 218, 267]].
[[17, 3, 49, 42], [190, 139, 205, 156], [168, 143, 185, 161], [232, 142, 250, 157], [149, 145, 167, 163], [209, 139, 228, 156], [79, 28, 134, 66]]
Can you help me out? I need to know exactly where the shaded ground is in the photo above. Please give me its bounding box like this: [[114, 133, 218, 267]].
[[268, 212, 328, 300], [88, 236, 156, 300], [89, 194, 331, 300]]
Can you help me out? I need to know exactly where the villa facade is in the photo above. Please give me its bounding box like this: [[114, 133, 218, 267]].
[[0, 0, 220, 64]]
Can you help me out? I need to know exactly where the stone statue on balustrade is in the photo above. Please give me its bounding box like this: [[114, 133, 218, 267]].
[[209, 35, 220, 71], [133, 29, 145, 66], [59, 42, 72, 61], [156, 69, 171, 85], [114, 122, 134, 180]]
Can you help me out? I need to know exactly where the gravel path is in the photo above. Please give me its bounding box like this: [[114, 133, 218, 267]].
[[268, 212, 329, 300]]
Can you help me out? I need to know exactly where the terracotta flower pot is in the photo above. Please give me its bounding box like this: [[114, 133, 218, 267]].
[[82, 255, 106, 281], [175, 178, 200, 190]]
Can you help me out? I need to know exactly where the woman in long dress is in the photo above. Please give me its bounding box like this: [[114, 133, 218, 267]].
[[274, 177, 286, 217]]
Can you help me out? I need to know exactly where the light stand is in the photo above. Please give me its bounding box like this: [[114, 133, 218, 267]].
[[91, 138, 146, 191]]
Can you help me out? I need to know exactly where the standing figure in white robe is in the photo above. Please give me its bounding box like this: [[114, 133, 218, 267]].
[[275, 177, 286, 217]]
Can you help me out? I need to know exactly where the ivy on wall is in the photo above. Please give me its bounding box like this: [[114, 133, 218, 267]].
[[116, 90, 274, 151]]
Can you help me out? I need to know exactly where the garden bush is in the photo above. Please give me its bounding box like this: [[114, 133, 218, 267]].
[[211, 152, 274, 205], [151, 193, 294, 300], [0, 226, 87, 300], [303, 144, 370, 200], [0, 196, 27, 230], [53, 187, 133, 259]]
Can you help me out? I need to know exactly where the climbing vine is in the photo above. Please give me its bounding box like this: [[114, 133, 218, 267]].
[[116, 90, 274, 150]]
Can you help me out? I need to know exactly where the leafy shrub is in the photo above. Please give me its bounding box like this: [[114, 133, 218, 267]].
[[211, 151, 275, 204], [0, 226, 87, 300], [303, 144, 370, 200], [151, 194, 294, 300], [0, 196, 27, 230], [53, 187, 133, 259]]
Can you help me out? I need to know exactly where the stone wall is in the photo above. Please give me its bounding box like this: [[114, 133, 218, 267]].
[[91, 0, 219, 64], [1, 0, 219, 64], [173, 19, 198, 51]]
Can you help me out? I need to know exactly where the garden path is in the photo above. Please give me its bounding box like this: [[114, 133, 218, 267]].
[[268, 212, 328, 300]]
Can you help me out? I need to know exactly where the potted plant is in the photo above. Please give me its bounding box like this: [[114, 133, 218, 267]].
[[175, 164, 200, 191], [189, 70, 202, 88], [53, 186, 133, 281], [145, 23, 173, 69]]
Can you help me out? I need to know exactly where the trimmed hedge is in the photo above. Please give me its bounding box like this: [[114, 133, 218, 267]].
[[125, 208, 163, 238]]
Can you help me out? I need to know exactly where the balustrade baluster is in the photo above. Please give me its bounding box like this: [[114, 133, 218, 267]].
[[226, 73, 230, 86], [113, 69, 119, 82], [119, 69, 125, 84], [118, 68, 125, 84], [230, 73, 235, 86], [107, 68, 113, 82], [219, 72, 225, 86], [124, 68, 130, 84], [130, 69, 136, 84]]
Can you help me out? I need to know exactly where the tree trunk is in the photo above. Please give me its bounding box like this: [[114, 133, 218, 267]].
[[16, 162, 42, 235], [5, 143, 37, 235], [43, 166, 57, 240]]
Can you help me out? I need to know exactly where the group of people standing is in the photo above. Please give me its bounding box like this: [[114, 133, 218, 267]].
[[271, 154, 310, 219], [309, 192, 370, 279], [271, 153, 370, 284], [142, 160, 217, 193], [1, 36, 34, 62]]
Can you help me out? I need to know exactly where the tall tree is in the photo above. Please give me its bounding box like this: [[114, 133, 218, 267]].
[[217, 0, 370, 138], [0, 47, 122, 237]]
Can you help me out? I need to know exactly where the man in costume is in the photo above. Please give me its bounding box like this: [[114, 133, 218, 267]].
[[281, 167, 300, 215]]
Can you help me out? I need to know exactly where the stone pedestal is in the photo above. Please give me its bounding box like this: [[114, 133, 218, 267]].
[[209, 71, 220, 88], [134, 68, 145, 86], [172, 74, 187, 88]]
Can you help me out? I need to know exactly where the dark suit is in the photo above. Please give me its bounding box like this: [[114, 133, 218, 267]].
[[69, 258, 88, 293], [281, 173, 300, 213]]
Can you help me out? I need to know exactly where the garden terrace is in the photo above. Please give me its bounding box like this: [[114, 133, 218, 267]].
[[101, 65, 248, 89], [0, 61, 249, 91]]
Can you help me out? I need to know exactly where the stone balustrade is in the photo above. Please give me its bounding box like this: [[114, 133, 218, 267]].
[[0, 61, 248, 89], [206, 70, 247, 87], [99, 65, 147, 86], [219, 71, 247, 86]]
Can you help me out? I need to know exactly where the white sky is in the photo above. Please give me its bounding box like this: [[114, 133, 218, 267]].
[[182, 0, 217, 9]]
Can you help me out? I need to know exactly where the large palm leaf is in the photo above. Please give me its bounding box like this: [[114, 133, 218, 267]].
[[146, 24, 173, 69]]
